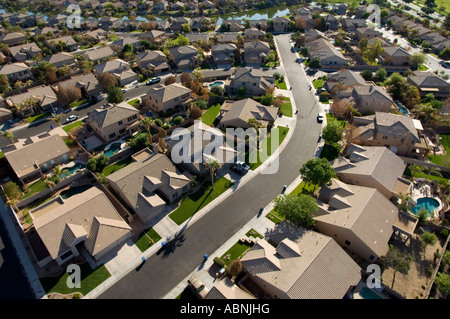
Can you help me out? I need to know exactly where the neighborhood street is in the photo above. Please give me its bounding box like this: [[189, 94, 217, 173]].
[[98, 33, 323, 299]]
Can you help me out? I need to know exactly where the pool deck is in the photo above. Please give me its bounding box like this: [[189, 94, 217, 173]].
[[410, 183, 442, 220]]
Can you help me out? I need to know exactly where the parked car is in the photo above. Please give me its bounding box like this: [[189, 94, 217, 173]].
[[231, 164, 247, 176], [236, 161, 250, 171], [146, 77, 161, 85], [440, 61, 450, 69], [121, 88, 127, 93], [66, 115, 79, 123], [317, 112, 324, 123]]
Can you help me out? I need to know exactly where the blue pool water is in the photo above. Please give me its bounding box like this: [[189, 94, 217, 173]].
[[61, 162, 86, 178], [411, 197, 439, 218], [209, 81, 224, 88], [104, 143, 122, 157], [360, 287, 382, 299]]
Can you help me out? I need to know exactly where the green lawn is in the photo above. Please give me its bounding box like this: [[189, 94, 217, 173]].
[[429, 134, 450, 168], [40, 263, 111, 296], [313, 78, 323, 89], [248, 126, 290, 170], [21, 179, 48, 200], [169, 177, 234, 225], [220, 240, 253, 267], [135, 228, 162, 252], [265, 210, 284, 224], [246, 228, 263, 239], [276, 79, 287, 90], [290, 181, 318, 196], [128, 99, 140, 107], [201, 104, 221, 126], [63, 120, 83, 133], [0, 151, 3, 159], [417, 64, 429, 71], [326, 113, 348, 127], [26, 112, 51, 123], [102, 156, 132, 176], [69, 99, 88, 109], [279, 102, 292, 117]]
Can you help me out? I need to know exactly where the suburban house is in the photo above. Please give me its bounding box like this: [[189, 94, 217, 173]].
[[191, 17, 213, 32], [221, 20, 243, 32], [98, 17, 122, 31], [381, 46, 411, 66], [185, 33, 212, 44], [243, 41, 271, 65], [315, 178, 417, 262], [136, 50, 170, 75], [419, 32, 447, 47], [94, 58, 138, 86], [216, 32, 240, 44], [0, 32, 27, 46], [218, 98, 278, 129], [171, 17, 192, 32], [146, 20, 171, 31], [32, 186, 132, 267], [240, 221, 362, 299], [342, 19, 367, 32], [204, 278, 255, 299], [225, 67, 275, 97], [84, 28, 107, 42], [166, 121, 238, 175], [325, 69, 367, 97], [355, 27, 382, 41], [6, 85, 59, 116], [325, 14, 340, 31], [82, 46, 115, 64], [306, 38, 348, 67], [110, 37, 144, 52], [45, 36, 78, 52], [44, 52, 77, 69], [55, 73, 102, 101], [331, 144, 411, 199], [352, 112, 430, 157], [168, 45, 199, 70], [87, 102, 140, 143], [34, 26, 61, 38], [407, 71, 450, 98], [244, 28, 266, 41], [8, 43, 42, 62], [0, 105, 12, 124], [152, 0, 168, 12], [143, 83, 193, 113], [211, 43, 238, 67], [272, 17, 291, 33], [107, 151, 191, 223], [139, 30, 167, 46], [0, 62, 32, 82], [350, 84, 396, 114], [4, 134, 70, 184]]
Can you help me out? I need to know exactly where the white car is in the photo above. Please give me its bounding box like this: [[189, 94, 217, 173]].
[[317, 113, 324, 123], [236, 161, 250, 171], [66, 115, 79, 123]]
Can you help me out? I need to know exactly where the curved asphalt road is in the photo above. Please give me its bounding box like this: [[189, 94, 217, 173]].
[[99, 33, 323, 299]]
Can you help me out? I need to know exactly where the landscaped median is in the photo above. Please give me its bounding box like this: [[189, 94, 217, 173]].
[[168, 177, 234, 226]]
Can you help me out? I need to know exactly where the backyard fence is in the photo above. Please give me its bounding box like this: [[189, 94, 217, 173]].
[[400, 156, 450, 174], [424, 230, 450, 299]]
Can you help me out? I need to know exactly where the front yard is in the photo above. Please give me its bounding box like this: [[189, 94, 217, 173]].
[[248, 126, 289, 170], [63, 120, 83, 133], [26, 112, 51, 124], [201, 104, 221, 126], [135, 228, 162, 252], [429, 134, 450, 169], [102, 156, 133, 176], [169, 177, 234, 225], [275, 79, 287, 90]]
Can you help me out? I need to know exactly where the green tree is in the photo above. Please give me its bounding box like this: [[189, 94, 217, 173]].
[[52, 165, 69, 180], [261, 94, 274, 106], [308, 57, 321, 69], [0, 74, 11, 93], [360, 70, 373, 81], [299, 158, 336, 187], [211, 85, 224, 96], [1, 130, 15, 144], [375, 67, 387, 82], [420, 231, 438, 255], [204, 158, 221, 190], [237, 86, 246, 97], [128, 132, 150, 151], [322, 121, 344, 145], [409, 52, 426, 69], [273, 194, 318, 228], [3, 181, 21, 203], [439, 46, 450, 60], [106, 86, 124, 104], [435, 272, 450, 295], [445, 13, 450, 32], [380, 245, 412, 289]]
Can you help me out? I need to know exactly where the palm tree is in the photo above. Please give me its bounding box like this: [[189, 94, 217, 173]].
[[247, 118, 261, 129], [409, 164, 422, 179], [426, 167, 441, 181], [204, 158, 221, 191], [1, 130, 15, 144], [51, 113, 62, 126], [44, 176, 56, 193], [141, 117, 155, 134], [52, 165, 70, 181]]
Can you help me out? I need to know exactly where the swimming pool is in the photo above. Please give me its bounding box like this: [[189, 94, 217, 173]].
[[209, 81, 224, 88], [411, 197, 440, 218], [61, 162, 86, 178], [359, 287, 383, 299], [104, 142, 122, 157]]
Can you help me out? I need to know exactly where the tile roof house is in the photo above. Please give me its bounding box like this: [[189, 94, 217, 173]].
[[87, 102, 140, 143], [171, 17, 192, 32], [221, 20, 243, 32], [315, 179, 417, 261], [211, 43, 238, 67], [191, 17, 213, 32], [218, 98, 278, 129], [32, 186, 132, 266], [139, 30, 167, 46], [381, 46, 411, 66], [110, 37, 145, 52], [142, 83, 194, 113], [0, 62, 32, 82], [272, 16, 291, 33], [243, 28, 266, 41], [215, 32, 240, 44], [331, 144, 411, 199], [325, 69, 367, 97], [166, 121, 238, 175], [6, 85, 59, 116], [185, 33, 212, 44], [432, 39, 450, 54], [4, 134, 70, 184], [0, 32, 27, 46], [205, 278, 256, 299], [44, 52, 77, 69], [82, 46, 115, 64], [240, 221, 362, 299], [419, 32, 447, 46], [8, 42, 42, 62], [352, 112, 430, 157], [325, 14, 340, 31], [94, 58, 138, 86], [168, 45, 199, 70], [46, 36, 78, 52], [84, 28, 107, 42], [107, 151, 191, 223], [343, 19, 367, 32], [34, 26, 61, 38], [55, 73, 102, 99], [306, 38, 348, 67], [350, 84, 396, 114], [136, 50, 170, 75], [355, 27, 382, 41], [407, 70, 450, 98], [243, 41, 270, 65], [225, 66, 275, 97]]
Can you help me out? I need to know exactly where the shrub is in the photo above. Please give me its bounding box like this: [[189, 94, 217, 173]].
[[154, 118, 163, 126], [213, 257, 225, 268], [261, 94, 274, 106], [440, 229, 449, 237], [173, 116, 184, 125], [195, 100, 208, 110]]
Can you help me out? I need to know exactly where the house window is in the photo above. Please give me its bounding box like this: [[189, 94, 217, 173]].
[[369, 255, 375, 261], [400, 138, 404, 143], [382, 135, 388, 140], [60, 250, 73, 261], [109, 133, 116, 139], [119, 128, 126, 134], [345, 240, 351, 246], [118, 120, 123, 125], [253, 83, 257, 86], [175, 98, 179, 102]]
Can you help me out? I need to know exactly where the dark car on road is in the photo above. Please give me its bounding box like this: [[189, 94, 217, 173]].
[[231, 164, 247, 176]]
